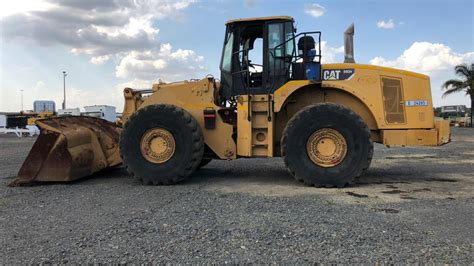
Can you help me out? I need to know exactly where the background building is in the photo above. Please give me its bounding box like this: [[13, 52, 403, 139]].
[[83, 105, 116, 122], [33, 100, 56, 113], [440, 105, 467, 117], [57, 108, 80, 116]]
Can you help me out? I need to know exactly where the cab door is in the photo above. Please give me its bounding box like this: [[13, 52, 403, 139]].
[[219, 28, 235, 100], [264, 21, 295, 93]]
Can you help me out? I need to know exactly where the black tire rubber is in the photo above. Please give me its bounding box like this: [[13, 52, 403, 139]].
[[120, 104, 204, 185], [197, 158, 212, 169], [281, 103, 372, 187], [358, 140, 374, 178]]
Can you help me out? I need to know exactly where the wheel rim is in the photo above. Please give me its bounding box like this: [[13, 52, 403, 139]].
[[306, 128, 347, 168], [140, 128, 176, 163]]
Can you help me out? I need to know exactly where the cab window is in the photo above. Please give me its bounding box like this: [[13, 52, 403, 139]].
[[221, 31, 234, 72], [268, 23, 283, 57]]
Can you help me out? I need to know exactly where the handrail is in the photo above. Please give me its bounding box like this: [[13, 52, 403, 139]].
[[272, 31, 322, 64], [229, 30, 323, 121], [231, 47, 252, 121], [267, 31, 322, 89], [265, 31, 322, 120]]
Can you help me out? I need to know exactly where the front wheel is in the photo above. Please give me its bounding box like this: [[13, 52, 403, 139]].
[[281, 103, 372, 187], [119, 104, 204, 185]]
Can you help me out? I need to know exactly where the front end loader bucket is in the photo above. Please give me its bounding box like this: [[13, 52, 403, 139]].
[[9, 116, 122, 186]]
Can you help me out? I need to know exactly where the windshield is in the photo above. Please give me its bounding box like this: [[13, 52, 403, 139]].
[[221, 30, 234, 72]]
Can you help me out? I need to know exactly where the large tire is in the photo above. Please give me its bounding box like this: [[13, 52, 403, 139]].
[[120, 104, 204, 185], [281, 103, 372, 187], [359, 141, 374, 178]]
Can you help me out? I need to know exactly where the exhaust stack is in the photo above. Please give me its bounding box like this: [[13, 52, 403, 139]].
[[344, 23, 355, 63]]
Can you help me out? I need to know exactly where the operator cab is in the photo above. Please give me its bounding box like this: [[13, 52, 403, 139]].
[[219, 16, 322, 101]]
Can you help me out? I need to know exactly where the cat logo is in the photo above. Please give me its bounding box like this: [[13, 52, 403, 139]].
[[323, 70, 341, 80], [322, 69, 355, 81]]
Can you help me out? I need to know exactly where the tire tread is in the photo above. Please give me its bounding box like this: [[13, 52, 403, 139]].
[[119, 104, 204, 185], [281, 103, 372, 187]]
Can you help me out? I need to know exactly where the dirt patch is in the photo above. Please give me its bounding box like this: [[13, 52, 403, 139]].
[[400, 196, 417, 200], [197, 128, 473, 204], [205, 167, 474, 205], [413, 188, 431, 192], [385, 154, 437, 159], [425, 178, 458, 182], [427, 159, 474, 165], [345, 191, 369, 198], [382, 189, 408, 194]]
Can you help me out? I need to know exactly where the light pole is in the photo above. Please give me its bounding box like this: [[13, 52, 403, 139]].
[[62, 71, 67, 109], [20, 89, 24, 112]]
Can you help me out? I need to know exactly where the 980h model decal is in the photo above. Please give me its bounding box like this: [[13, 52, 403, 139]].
[[322, 69, 355, 81]]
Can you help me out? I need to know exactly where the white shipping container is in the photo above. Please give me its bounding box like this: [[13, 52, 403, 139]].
[[83, 105, 116, 122], [0, 114, 6, 128], [34, 100, 56, 113], [57, 108, 81, 116]]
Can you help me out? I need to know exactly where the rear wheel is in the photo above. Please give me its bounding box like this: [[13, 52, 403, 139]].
[[281, 103, 372, 187], [359, 141, 374, 178], [120, 104, 204, 185]]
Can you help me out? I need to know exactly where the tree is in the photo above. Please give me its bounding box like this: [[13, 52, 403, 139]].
[[442, 63, 474, 127]]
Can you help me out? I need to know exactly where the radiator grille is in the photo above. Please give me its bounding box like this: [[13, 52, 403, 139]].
[[381, 77, 405, 123]]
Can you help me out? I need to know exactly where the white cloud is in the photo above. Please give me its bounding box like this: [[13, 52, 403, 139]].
[[370, 42, 474, 106], [92, 16, 159, 39], [319, 41, 344, 63], [304, 3, 325, 18], [116, 43, 206, 81], [370, 42, 474, 75], [0, 0, 54, 18], [1, 0, 197, 63], [89, 55, 112, 65], [296, 41, 343, 63], [0, 0, 206, 105], [0, 78, 164, 112], [0, 81, 123, 112], [377, 19, 395, 29], [244, 0, 257, 8], [295, 42, 343, 64], [32, 81, 46, 92], [66, 87, 123, 111], [117, 79, 154, 90]]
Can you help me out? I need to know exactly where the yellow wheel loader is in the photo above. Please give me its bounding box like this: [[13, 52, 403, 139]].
[[11, 16, 450, 188]]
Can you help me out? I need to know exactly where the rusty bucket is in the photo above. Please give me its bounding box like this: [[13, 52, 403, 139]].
[[9, 116, 122, 186]]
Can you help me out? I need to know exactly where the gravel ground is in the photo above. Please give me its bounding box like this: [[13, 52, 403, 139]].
[[0, 128, 473, 263]]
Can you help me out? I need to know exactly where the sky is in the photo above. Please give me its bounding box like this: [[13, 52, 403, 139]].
[[0, 0, 473, 112]]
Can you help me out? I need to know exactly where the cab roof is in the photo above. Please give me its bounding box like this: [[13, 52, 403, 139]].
[[225, 16, 293, 25]]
